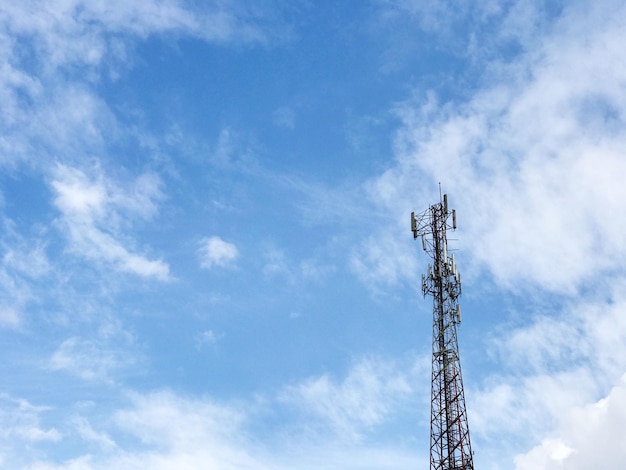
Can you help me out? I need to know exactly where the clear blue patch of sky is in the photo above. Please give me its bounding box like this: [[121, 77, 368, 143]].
[[98, 3, 500, 184]]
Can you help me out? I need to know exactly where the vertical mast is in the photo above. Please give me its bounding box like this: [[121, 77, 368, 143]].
[[411, 194, 474, 470]]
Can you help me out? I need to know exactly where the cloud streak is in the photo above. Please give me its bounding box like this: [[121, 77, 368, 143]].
[[281, 356, 425, 442], [48, 337, 127, 382], [50, 164, 170, 280], [0, 0, 274, 71], [22, 357, 427, 469]]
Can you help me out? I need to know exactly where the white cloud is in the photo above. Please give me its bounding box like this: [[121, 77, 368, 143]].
[[515, 375, 626, 469], [361, 0, 626, 294], [0, 0, 284, 172], [0, 260, 35, 329], [0, 394, 62, 459], [0, 0, 273, 74], [373, 0, 556, 74], [261, 246, 334, 285], [198, 236, 239, 269], [20, 362, 427, 470], [467, 279, 626, 468], [281, 356, 423, 441], [515, 438, 574, 470], [48, 337, 125, 382], [351, 231, 420, 290], [114, 391, 246, 450], [19, 391, 267, 470], [50, 164, 170, 280], [0, 218, 54, 329], [52, 166, 107, 218], [0, 77, 115, 169], [72, 416, 116, 451], [29, 456, 94, 470], [195, 329, 221, 350], [3, 243, 51, 279], [262, 247, 290, 278]]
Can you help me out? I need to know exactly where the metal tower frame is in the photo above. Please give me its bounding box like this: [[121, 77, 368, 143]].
[[412, 193, 474, 470]]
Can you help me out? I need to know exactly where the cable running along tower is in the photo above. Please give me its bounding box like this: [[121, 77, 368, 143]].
[[412, 193, 474, 470]]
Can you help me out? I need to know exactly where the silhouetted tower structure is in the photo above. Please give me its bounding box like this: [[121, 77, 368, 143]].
[[411, 193, 474, 470]]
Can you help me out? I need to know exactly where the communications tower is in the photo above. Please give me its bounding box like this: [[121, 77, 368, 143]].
[[411, 193, 474, 470]]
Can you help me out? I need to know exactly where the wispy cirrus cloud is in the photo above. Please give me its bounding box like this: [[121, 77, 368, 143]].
[[50, 163, 170, 280], [0, 393, 61, 468], [71, 416, 117, 451], [25, 390, 258, 470], [48, 336, 133, 382], [0, 227, 49, 329], [0, 0, 276, 72], [281, 356, 425, 442], [0, 269, 29, 328], [372, 0, 560, 77], [3, 242, 51, 279], [0, 0, 286, 170], [23, 357, 427, 470], [0, 216, 53, 329]]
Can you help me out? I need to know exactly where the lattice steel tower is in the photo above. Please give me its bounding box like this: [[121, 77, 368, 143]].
[[411, 193, 474, 470]]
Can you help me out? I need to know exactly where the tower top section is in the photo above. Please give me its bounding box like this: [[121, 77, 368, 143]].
[[411, 194, 456, 252]]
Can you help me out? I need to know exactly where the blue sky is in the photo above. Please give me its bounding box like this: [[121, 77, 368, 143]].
[[1, 1, 626, 468]]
